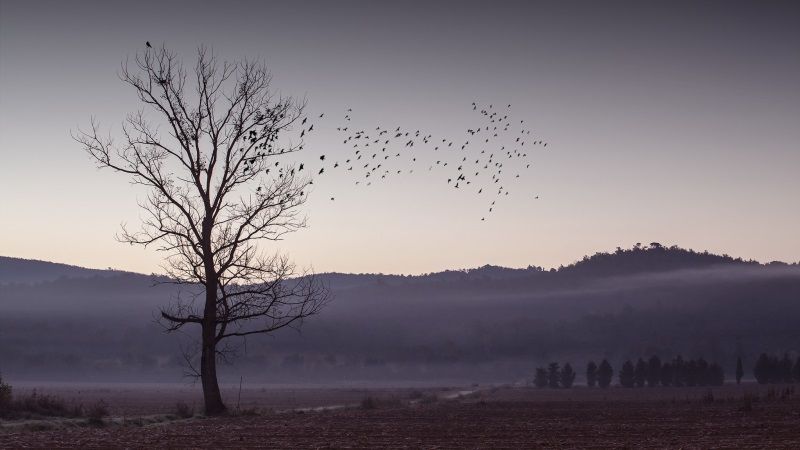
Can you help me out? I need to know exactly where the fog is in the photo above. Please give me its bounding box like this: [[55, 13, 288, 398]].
[[1, 246, 799, 385]]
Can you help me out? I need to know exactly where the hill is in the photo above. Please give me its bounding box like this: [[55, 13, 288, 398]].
[[0, 244, 798, 383], [0, 256, 129, 284]]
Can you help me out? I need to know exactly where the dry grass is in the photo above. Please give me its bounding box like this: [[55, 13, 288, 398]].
[[3, 383, 800, 448]]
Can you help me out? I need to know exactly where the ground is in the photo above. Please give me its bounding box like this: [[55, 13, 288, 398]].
[[2, 383, 799, 448]]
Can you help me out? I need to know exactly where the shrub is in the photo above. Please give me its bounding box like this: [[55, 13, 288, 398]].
[[407, 390, 424, 400], [10, 390, 78, 419], [360, 396, 377, 410], [174, 401, 194, 419], [86, 400, 109, 426], [419, 393, 438, 405], [0, 374, 11, 412]]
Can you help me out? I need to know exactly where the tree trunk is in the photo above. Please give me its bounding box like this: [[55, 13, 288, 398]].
[[200, 320, 226, 415], [200, 257, 225, 415]]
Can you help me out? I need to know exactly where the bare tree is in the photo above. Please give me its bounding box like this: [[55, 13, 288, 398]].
[[75, 45, 329, 415]]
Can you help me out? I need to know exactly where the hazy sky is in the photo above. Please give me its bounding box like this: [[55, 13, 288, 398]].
[[1, 0, 798, 275]]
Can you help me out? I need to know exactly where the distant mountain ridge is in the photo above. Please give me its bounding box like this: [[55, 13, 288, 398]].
[[0, 256, 132, 284], [1, 244, 796, 286]]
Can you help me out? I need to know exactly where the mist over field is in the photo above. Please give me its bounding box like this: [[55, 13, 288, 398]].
[[3, 245, 798, 384]]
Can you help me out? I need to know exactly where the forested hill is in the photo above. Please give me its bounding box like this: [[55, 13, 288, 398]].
[[2, 244, 795, 287], [1, 244, 798, 382], [0, 256, 132, 284]]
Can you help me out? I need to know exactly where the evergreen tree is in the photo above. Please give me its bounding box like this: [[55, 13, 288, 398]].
[[646, 355, 661, 387], [534, 367, 548, 388], [696, 358, 709, 386], [780, 353, 793, 383], [753, 353, 770, 384], [736, 357, 744, 385], [561, 363, 576, 388], [686, 359, 698, 387], [598, 359, 613, 388], [548, 362, 561, 388], [0, 372, 12, 411], [673, 355, 685, 387], [769, 354, 781, 383], [619, 360, 635, 388], [708, 363, 725, 386], [634, 358, 647, 388], [793, 357, 800, 383], [586, 361, 598, 388], [660, 362, 673, 386]]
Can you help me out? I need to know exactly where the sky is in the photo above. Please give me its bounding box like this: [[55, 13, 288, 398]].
[[1, 0, 799, 275]]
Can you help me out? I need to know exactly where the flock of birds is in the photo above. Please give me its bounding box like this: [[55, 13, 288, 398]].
[[144, 41, 549, 221], [295, 102, 549, 221]]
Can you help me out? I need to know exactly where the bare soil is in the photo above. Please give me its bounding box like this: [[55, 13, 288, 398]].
[[2, 383, 799, 448]]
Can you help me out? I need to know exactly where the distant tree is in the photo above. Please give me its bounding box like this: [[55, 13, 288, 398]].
[[708, 363, 725, 386], [793, 357, 800, 383], [634, 358, 647, 388], [685, 359, 698, 387], [753, 353, 771, 384], [660, 362, 674, 386], [619, 360, 635, 388], [673, 355, 685, 387], [646, 356, 661, 387], [534, 368, 548, 388], [736, 357, 744, 385], [0, 372, 11, 411], [696, 358, 709, 386], [548, 362, 561, 388], [780, 354, 793, 383], [598, 359, 613, 388], [560, 363, 576, 388], [75, 45, 330, 414], [586, 361, 598, 388]]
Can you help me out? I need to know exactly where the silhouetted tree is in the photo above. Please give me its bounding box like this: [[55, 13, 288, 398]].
[[598, 359, 613, 388], [561, 363, 576, 388], [646, 355, 661, 387], [548, 362, 561, 388], [660, 362, 674, 386], [793, 357, 800, 383], [75, 45, 329, 415], [696, 358, 709, 386], [619, 360, 635, 388], [753, 353, 771, 384], [736, 357, 744, 385], [634, 358, 647, 387], [780, 353, 793, 383], [534, 368, 548, 388], [686, 359, 699, 387], [708, 363, 725, 386], [673, 355, 686, 387], [586, 361, 598, 388]]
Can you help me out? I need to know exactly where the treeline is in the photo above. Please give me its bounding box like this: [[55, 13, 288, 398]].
[[617, 356, 724, 387], [533, 362, 580, 388], [753, 353, 800, 384], [534, 356, 727, 388]]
